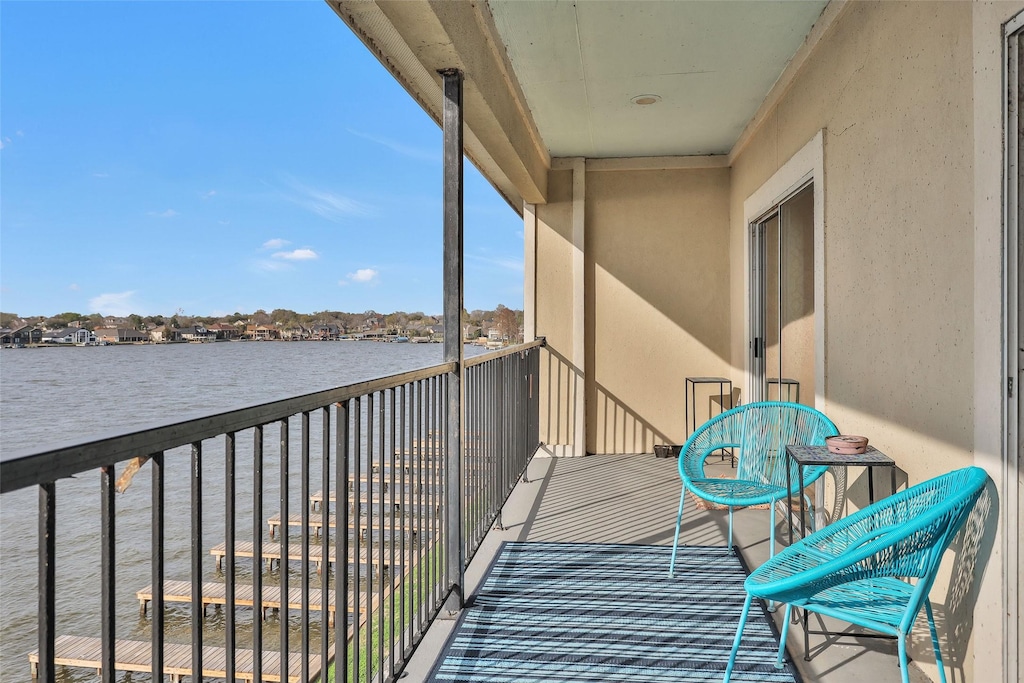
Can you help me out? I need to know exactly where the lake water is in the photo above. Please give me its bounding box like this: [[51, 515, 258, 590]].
[[0, 341, 485, 681]]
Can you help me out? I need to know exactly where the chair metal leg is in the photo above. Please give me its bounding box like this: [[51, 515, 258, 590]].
[[728, 506, 734, 548], [769, 501, 776, 558], [897, 630, 911, 683], [924, 600, 948, 683], [669, 489, 687, 577], [723, 593, 754, 683], [777, 604, 793, 668]]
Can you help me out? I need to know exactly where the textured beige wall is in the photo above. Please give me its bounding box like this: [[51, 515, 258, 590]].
[[586, 168, 731, 453], [731, 0, 975, 476], [729, 2, 986, 680], [536, 169, 578, 447]]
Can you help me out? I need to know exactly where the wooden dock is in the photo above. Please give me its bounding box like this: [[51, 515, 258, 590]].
[[208, 541, 406, 573], [267, 512, 420, 540], [136, 579, 362, 626], [28, 634, 319, 682]]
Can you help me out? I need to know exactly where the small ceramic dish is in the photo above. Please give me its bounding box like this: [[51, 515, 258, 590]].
[[826, 435, 868, 455]]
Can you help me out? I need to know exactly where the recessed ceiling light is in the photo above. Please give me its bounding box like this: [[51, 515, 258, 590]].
[[631, 94, 661, 106]]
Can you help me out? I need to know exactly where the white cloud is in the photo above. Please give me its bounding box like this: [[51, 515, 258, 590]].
[[262, 238, 291, 250], [88, 291, 139, 317], [347, 268, 379, 283], [148, 209, 178, 218], [202, 190, 217, 199], [252, 260, 291, 273], [284, 178, 373, 222], [346, 128, 440, 163], [92, 172, 110, 179], [68, 283, 80, 291], [272, 248, 318, 261]]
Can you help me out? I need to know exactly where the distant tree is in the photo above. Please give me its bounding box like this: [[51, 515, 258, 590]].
[[128, 314, 144, 329], [0, 312, 19, 327], [493, 305, 516, 342]]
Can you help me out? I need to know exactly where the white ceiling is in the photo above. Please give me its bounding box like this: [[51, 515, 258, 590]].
[[488, 0, 828, 159]]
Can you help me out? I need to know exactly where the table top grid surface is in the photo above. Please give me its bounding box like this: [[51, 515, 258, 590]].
[[785, 444, 894, 466]]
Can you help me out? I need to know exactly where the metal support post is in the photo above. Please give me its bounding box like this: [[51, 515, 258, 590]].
[[441, 67, 465, 612]]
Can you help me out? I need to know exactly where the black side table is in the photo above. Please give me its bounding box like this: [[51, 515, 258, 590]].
[[783, 443, 898, 659], [685, 377, 734, 464], [684, 376, 733, 436], [766, 377, 800, 403]]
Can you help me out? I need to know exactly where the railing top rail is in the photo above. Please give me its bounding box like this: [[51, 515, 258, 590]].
[[464, 338, 545, 368], [0, 361, 455, 494]]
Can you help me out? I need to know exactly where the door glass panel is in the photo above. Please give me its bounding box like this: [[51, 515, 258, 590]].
[[751, 182, 815, 406], [763, 214, 781, 397], [779, 184, 815, 406]]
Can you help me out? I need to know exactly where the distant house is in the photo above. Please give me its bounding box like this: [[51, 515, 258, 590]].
[[103, 316, 129, 327], [94, 327, 148, 343], [42, 327, 96, 344], [149, 325, 177, 342], [311, 324, 340, 341], [179, 325, 216, 342], [245, 324, 278, 341], [0, 324, 42, 346], [206, 323, 240, 340]]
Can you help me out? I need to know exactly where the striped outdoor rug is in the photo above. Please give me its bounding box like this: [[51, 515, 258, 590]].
[[428, 542, 799, 683]]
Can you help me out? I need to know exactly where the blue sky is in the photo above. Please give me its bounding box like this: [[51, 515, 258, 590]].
[[0, 1, 525, 318]]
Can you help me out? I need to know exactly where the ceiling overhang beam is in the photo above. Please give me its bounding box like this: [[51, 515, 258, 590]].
[[329, 0, 550, 209]]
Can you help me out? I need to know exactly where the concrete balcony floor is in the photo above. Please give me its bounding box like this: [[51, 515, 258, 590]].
[[402, 452, 933, 683]]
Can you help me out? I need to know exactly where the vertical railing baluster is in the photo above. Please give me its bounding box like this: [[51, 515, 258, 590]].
[[378, 390, 386, 680], [151, 452, 164, 681], [416, 379, 424, 628], [100, 465, 115, 683], [191, 441, 203, 679], [38, 481, 55, 683], [280, 418, 290, 680], [225, 434, 236, 681], [434, 375, 443, 604], [323, 406, 334, 681], [389, 386, 397, 681], [354, 396, 363, 682], [399, 383, 408, 657], [465, 367, 474, 545], [498, 357, 505, 522], [337, 399, 350, 683], [300, 411, 310, 683], [253, 426, 264, 681], [364, 392, 373, 683]]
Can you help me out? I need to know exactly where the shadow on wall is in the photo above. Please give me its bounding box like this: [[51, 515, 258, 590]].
[[594, 381, 671, 454], [541, 346, 580, 449], [542, 342, 746, 455], [925, 480, 998, 683], [542, 344, 692, 454]]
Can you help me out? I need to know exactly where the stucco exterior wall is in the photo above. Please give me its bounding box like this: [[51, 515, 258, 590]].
[[536, 169, 578, 447], [731, 0, 975, 481], [728, 3, 1016, 680], [586, 168, 731, 453]]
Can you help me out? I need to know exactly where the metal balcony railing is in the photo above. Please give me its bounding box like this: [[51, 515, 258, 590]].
[[1, 340, 543, 683]]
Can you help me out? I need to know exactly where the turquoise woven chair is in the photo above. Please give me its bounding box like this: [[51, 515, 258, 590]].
[[669, 401, 838, 576], [723, 466, 989, 683]]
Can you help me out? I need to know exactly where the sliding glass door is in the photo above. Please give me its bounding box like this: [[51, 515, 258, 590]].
[[749, 182, 815, 406]]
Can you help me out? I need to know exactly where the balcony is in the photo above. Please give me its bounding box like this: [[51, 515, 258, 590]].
[[402, 452, 938, 683], [4, 343, 953, 683]]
